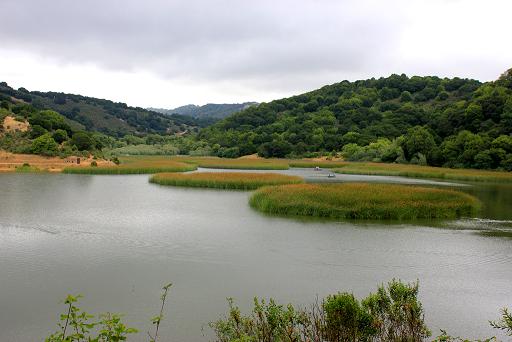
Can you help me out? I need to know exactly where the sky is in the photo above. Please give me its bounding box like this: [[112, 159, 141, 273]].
[[0, 0, 511, 109]]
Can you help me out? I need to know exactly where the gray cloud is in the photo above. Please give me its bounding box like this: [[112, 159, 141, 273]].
[[0, 1, 404, 87], [0, 0, 510, 104]]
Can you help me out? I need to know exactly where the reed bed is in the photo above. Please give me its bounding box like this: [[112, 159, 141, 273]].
[[288, 160, 349, 168], [63, 157, 196, 174], [171, 156, 290, 170], [250, 183, 480, 220], [149, 172, 304, 190], [333, 162, 512, 183]]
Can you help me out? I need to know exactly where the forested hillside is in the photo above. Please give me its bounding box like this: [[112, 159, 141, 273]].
[[151, 102, 257, 119], [200, 69, 512, 170], [0, 82, 195, 136]]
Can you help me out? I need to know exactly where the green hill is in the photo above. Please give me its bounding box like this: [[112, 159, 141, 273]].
[[151, 102, 258, 119], [0, 82, 196, 137], [200, 70, 512, 170]]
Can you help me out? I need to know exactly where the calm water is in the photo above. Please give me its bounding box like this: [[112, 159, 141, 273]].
[[0, 172, 511, 341]]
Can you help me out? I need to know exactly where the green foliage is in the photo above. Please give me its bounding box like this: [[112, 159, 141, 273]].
[[489, 307, 512, 336], [250, 183, 480, 220], [0, 81, 197, 136], [211, 279, 430, 342], [199, 69, 512, 170], [71, 131, 95, 151], [149, 172, 304, 190], [52, 129, 69, 143], [148, 283, 172, 342], [403, 126, 437, 161], [362, 279, 430, 341], [31, 133, 59, 156], [109, 144, 180, 156], [45, 294, 137, 342], [29, 124, 49, 139], [324, 292, 375, 341]]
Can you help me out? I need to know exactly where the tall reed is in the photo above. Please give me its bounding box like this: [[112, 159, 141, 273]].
[[150, 172, 303, 190], [250, 183, 480, 220]]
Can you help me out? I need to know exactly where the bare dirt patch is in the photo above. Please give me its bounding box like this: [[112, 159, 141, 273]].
[[2, 116, 30, 133], [0, 151, 114, 172]]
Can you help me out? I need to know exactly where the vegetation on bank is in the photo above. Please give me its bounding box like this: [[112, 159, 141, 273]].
[[150, 172, 303, 190], [288, 160, 349, 168], [45, 280, 512, 342], [250, 183, 480, 220], [4, 69, 512, 175], [172, 156, 290, 170], [200, 69, 512, 171], [63, 156, 196, 174], [333, 162, 512, 183]]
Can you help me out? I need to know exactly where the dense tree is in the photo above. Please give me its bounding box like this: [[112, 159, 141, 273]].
[[52, 129, 69, 144], [70, 132, 95, 151], [403, 126, 437, 161], [31, 133, 58, 156], [199, 69, 512, 169]]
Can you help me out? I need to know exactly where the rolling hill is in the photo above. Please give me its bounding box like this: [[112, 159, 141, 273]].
[[0, 82, 197, 137], [150, 102, 257, 120]]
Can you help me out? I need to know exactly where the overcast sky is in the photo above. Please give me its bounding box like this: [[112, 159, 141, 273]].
[[0, 0, 510, 108]]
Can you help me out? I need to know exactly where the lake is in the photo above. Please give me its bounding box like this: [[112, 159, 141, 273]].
[[0, 171, 511, 341]]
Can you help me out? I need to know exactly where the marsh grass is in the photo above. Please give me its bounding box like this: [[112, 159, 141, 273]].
[[250, 183, 480, 220], [63, 156, 196, 174], [150, 172, 304, 190], [172, 156, 290, 170], [288, 160, 349, 168], [333, 162, 512, 183], [15, 164, 44, 173]]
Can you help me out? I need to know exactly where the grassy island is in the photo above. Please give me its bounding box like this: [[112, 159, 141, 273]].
[[149, 172, 303, 190], [63, 157, 196, 174], [333, 162, 512, 183], [250, 183, 480, 220]]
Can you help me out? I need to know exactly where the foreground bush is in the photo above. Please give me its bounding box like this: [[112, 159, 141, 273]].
[[45, 281, 512, 341], [45, 284, 171, 342], [210, 280, 430, 342], [250, 183, 480, 220], [150, 172, 304, 190]]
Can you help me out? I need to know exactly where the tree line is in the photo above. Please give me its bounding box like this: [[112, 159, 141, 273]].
[[200, 69, 512, 170]]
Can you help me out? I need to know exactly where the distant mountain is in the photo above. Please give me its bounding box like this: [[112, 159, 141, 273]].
[[150, 102, 258, 120], [0, 82, 197, 137]]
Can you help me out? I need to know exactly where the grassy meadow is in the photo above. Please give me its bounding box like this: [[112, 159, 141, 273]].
[[332, 162, 512, 183], [150, 172, 303, 190], [250, 183, 480, 220], [172, 156, 290, 170], [63, 156, 197, 174]]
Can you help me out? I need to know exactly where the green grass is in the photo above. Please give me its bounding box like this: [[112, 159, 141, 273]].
[[288, 160, 349, 168], [150, 172, 304, 190], [250, 183, 480, 220], [171, 156, 290, 170], [15, 164, 45, 173], [333, 162, 512, 183], [63, 156, 196, 174]]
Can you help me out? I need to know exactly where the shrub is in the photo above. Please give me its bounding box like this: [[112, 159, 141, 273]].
[[211, 279, 430, 342], [31, 133, 59, 156]]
